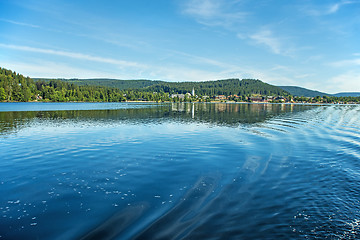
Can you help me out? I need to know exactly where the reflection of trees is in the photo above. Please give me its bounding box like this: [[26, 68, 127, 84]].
[[171, 103, 314, 126], [0, 103, 315, 135]]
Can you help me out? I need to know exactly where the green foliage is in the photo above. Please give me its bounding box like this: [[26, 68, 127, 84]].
[[34, 78, 164, 90], [47, 78, 289, 97], [0, 67, 37, 101], [0, 67, 128, 102], [143, 79, 289, 96], [2, 67, 360, 104], [0, 87, 6, 101]]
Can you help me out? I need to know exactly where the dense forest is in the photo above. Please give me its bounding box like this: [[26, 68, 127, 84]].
[[33, 78, 165, 90], [292, 95, 360, 104], [4, 67, 289, 102], [36, 78, 289, 97], [144, 79, 289, 96], [0, 67, 171, 102], [2, 67, 360, 103]]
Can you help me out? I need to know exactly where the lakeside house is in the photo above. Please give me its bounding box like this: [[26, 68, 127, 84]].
[[171, 93, 185, 99], [249, 96, 264, 102], [215, 95, 227, 100]]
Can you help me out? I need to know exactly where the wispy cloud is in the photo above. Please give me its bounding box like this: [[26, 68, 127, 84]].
[[327, 70, 360, 93], [327, 2, 343, 14], [0, 61, 121, 79], [0, 43, 144, 68], [182, 0, 247, 28], [167, 49, 239, 70], [249, 29, 282, 55], [183, 0, 221, 19], [330, 58, 360, 67], [0, 18, 41, 28], [305, 0, 359, 16], [1, 17, 144, 52], [0, 45, 302, 87], [183, 1, 295, 57]]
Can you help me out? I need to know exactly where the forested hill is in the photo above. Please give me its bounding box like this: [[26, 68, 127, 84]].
[[278, 86, 330, 97], [144, 79, 288, 96], [37, 78, 289, 96], [34, 78, 164, 90], [0, 67, 127, 102], [2, 67, 288, 102]]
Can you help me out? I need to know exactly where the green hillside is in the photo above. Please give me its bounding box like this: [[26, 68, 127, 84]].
[[36, 78, 289, 97], [34, 78, 163, 90], [3, 67, 360, 104], [2, 67, 289, 102], [145, 79, 288, 96], [1, 68, 127, 102], [278, 86, 330, 97]]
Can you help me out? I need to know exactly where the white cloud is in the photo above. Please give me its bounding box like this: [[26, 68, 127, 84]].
[[236, 33, 247, 40], [183, 0, 221, 19], [327, 71, 360, 93], [156, 51, 297, 84], [182, 0, 247, 28], [183, 1, 297, 57], [0, 43, 144, 68], [306, 1, 359, 16], [328, 3, 341, 14], [329, 1, 359, 13], [0, 18, 41, 28], [0, 61, 121, 79], [0, 53, 302, 90], [330, 58, 360, 67], [166, 49, 239, 70], [294, 74, 313, 79], [249, 29, 282, 55]]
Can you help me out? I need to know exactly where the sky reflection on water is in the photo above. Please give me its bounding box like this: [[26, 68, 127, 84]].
[[1, 103, 360, 239]]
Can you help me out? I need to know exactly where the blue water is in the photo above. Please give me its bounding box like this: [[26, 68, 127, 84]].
[[0, 102, 359, 239]]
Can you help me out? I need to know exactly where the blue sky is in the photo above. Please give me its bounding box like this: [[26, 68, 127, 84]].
[[1, 0, 360, 93]]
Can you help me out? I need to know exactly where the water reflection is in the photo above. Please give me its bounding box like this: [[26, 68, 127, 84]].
[[1, 103, 360, 239], [0, 103, 316, 135]]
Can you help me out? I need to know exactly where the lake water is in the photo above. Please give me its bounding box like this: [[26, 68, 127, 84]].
[[0, 102, 359, 239]]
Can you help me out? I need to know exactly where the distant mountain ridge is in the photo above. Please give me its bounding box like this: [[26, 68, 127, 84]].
[[279, 86, 360, 97], [333, 92, 360, 97], [278, 86, 330, 97]]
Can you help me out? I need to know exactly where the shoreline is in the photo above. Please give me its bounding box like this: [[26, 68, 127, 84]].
[[0, 100, 358, 105]]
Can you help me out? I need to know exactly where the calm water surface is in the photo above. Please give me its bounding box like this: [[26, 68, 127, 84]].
[[0, 102, 359, 239]]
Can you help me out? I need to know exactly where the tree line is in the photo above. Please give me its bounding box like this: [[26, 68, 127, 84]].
[[55, 77, 289, 96], [1, 67, 360, 103], [0, 67, 172, 102], [0, 68, 288, 102]]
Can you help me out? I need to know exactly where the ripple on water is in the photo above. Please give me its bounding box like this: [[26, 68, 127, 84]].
[[1, 104, 360, 239]]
